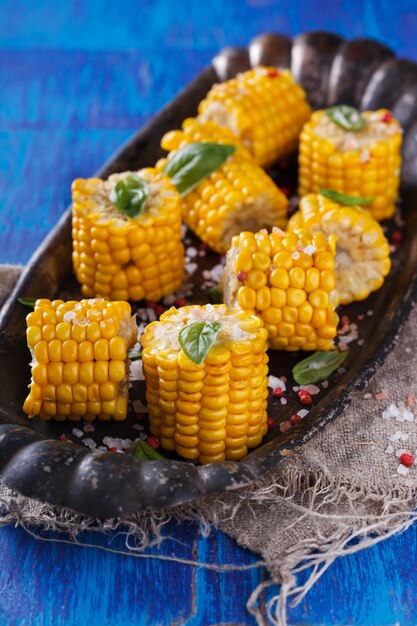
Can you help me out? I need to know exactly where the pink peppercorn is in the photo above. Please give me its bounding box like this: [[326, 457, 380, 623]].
[[109, 447, 118, 452], [146, 300, 157, 309], [175, 297, 187, 307], [267, 417, 275, 429], [290, 414, 301, 425], [400, 453, 414, 467], [147, 436, 160, 450], [237, 270, 247, 282], [272, 387, 284, 398], [382, 112, 393, 123], [59, 434, 67, 442], [268, 68, 280, 78], [298, 390, 313, 405], [392, 231, 402, 245], [154, 304, 165, 316]]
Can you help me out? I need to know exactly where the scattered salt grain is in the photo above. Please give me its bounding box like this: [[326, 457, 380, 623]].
[[395, 448, 409, 458], [382, 403, 399, 419], [389, 430, 409, 442], [297, 409, 309, 418], [364, 393, 372, 399], [397, 464, 410, 476], [186, 262, 198, 274], [268, 376, 286, 392], [303, 245, 317, 256], [103, 437, 134, 451], [300, 384, 320, 396], [132, 423, 144, 431], [72, 428, 83, 438], [280, 397, 287, 405], [291, 251, 300, 260], [385, 445, 394, 454], [130, 360, 145, 381], [321, 381, 329, 389], [187, 247, 198, 258], [82, 438, 97, 450]]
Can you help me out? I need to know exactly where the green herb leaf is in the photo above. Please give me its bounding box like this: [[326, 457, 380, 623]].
[[164, 142, 236, 197], [320, 189, 374, 206], [128, 347, 142, 362], [133, 441, 165, 461], [325, 105, 365, 131], [109, 173, 149, 218], [292, 350, 348, 385], [207, 285, 223, 304], [18, 297, 37, 309], [179, 320, 222, 365]]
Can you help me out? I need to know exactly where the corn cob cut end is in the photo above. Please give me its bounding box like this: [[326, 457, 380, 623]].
[[160, 118, 288, 254], [72, 168, 184, 302], [298, 109, 402, 221], [224, 228, 339, 351], [198, 66, 312, 167], [288, 193, 391, 305], [23, 299, 137, 422], [141, 304, 269, 463]]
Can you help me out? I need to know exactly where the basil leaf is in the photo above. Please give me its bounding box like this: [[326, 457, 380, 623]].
[[164, 142, 236, 197], [109, 174, 149, 218], [292, 350, 348, 385], [133, 441, 165, 461], [207, 285, 223, 304], [179, 320, 222, 365], [128, 347, 142, 362], [325, 105, 365, 131], [320, 189, 374, 206], [18, 297, 37, 309]]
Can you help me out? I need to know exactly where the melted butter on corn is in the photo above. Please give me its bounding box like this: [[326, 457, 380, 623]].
[[23, 299, 137, 422], [299, 109, 402, 221], [224, 228, 339, 351], [141, 304, 269, 463], [72, 167, 184, 302], [288, 193, 391, 305]]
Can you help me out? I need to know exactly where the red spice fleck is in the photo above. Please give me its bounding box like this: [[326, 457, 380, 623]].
[[175, 297, 187, 307], [375, 389, 389, 401], [237, 270, 247, 282], [298, 390, 313, 405], [382, 112, 393, 123], [59, 434, 67, 442], [357, 314, 365, 321], [155, 304, 165, 316], [109, 447, 118, 452], [147, 436, 160, 449], [146, 300, 157, 309], [400, 453, 414, 467], [407, 392, 415, 407], [392, 231, 402, 245], [290, 414, 301, 425], [268, 68, 280, 78], [267, 417, 275, 429], [272, 387, 284, 398]]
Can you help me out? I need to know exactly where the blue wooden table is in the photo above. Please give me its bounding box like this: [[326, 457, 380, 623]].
[[1, 1, 417, 624]]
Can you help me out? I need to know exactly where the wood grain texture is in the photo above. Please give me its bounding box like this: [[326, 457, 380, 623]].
[[1, 0, 417, 624]]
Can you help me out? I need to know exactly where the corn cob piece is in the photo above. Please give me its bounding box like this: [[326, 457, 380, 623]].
[[72, 168, 184, 301], [23, 298, 137, 421], [197, 66, 312, 167], [160, 119, 288, 254], [223, 229, 339, 351], [141, 304, 269, 463], [298, 109, 402, 221], [288, 193, 391, 305]]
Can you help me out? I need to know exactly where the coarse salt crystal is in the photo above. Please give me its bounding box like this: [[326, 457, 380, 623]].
[[321, 380, 329, 389], [63, 311, 76, 322], [280, 397, 287, 405], [82, 438, 97, 450], [303, 245, 317, 256], [187, 247, 198, 258], [297, 409, 309, 418], [291, 251, 300, 260], [385, 445, 394, 454], [186, 262, 198, 274], [364, 393, 372, 399], [268, 376, 286, 391], [389, 431, 409, 442], [300, 384, 320, 395], [72, 428, 83, 438], [382, 403, 400, 419], [130, 360, 145, 381], [132, 423, 144, 431], [397, 464, 410, 476], [395, 448, 409, 458]]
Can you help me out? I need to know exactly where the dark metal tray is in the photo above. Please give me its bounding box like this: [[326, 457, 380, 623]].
[[1, 32, 417, 518]]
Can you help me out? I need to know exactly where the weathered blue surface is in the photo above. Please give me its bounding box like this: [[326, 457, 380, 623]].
[[1, 1, 417, 624]]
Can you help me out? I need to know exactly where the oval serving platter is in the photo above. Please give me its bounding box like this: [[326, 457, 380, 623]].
[[1, 31, 417, 519]]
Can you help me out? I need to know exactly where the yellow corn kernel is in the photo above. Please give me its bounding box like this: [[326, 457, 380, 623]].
[[298, 109, 402, 220], [141, 304, 269, 463], [224, 229, 338, 350], [23, 299, 136, 421], [288, 192, 392, 304], [72, 169, 184, 301]]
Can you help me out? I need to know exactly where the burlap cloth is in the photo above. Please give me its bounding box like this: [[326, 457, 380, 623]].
[[1, 264, 417, 625]]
